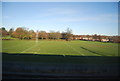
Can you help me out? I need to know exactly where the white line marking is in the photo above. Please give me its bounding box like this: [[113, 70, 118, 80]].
[[21, 41, 43, 54], [21, 44, 37, 53], [64, 42, 85, 56]]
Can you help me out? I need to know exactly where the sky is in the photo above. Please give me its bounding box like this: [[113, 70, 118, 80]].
[[2, 2, 118, 36], [1, 0, 119, 2]]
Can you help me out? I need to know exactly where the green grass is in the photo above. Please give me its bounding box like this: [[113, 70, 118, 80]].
[[2, 40, 119, 56]]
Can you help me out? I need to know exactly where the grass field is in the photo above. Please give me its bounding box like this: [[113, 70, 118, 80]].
[[2, 40, 119, 79], [2, 40, 119, 56]]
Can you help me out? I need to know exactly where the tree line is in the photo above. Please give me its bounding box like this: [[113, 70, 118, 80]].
[[0, 27, 120, 43], [0, 27, 73, 41]]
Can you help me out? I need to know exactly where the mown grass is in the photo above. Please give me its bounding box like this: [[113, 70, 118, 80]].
[[2, 40, 119, 64], [2, 40, 119, 56]]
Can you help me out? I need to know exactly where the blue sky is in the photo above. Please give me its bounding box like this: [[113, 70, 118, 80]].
[[2, 2, 118, 36]]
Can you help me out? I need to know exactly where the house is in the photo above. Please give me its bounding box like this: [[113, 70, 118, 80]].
[[72, 34, 120, 43], [73, 35, 82, 40], [101, 39, 109, 42]]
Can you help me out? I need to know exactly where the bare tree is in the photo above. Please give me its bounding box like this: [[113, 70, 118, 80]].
[[65, 28, 73, 41]]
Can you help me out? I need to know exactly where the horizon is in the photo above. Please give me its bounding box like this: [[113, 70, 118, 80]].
[[1, 26, 119, 36], [2, 2, 118, 36]]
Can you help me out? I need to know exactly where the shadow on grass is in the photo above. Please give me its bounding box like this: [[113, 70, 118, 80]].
[[2, 52, 120, 80], [81, 47, 100, 55], [2, 52, 119, 64]]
